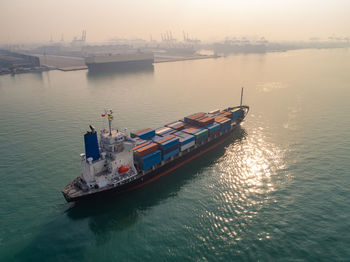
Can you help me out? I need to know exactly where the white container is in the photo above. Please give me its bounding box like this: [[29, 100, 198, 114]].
[[180, 140, 195, 151]]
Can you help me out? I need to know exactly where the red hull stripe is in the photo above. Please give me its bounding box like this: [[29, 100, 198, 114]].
[[121, 135, 230, 193]]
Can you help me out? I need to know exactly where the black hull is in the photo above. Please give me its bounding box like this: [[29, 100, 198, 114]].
[[64, 127, 237, 203], [86, 59, 154, 72]]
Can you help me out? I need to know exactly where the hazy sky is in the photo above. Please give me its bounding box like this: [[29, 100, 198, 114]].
[[1, 0, 349, 43]]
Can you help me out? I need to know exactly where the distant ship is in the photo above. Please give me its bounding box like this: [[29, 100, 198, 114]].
[[213, 37, 268, 54], [62, 89, 249, 203], [84, 52, 154, 71]]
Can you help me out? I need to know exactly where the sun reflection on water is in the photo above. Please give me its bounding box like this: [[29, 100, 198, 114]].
[[219, 129, 286, 195], [200, 128, 287, 245]]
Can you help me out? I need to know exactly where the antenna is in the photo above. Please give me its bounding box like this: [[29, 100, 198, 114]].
[[240, 87, 244, 106], [105, 109, 113, 136]]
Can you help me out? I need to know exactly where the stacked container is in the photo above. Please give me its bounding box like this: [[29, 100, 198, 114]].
[[183, 127, 209, 144], [174, 131, 195, 151], [133, 142, 159, 158], [130, 128, 155, 140], [194, 115, 214, 127], [153, 135, 180, 160], [194, 129, 209, 143], [184, 112, 206, 125], [155, 126, 175, 136], [215, 116, 231, 131], [166, 121, 187, 131], [206, 122, 221, 137], [139, 150, 162, 170], [217, 111, 233, 119], [133, 142, 161, 170]]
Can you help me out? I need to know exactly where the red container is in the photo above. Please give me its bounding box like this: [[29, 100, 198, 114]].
[[135, 143, 159, 158]]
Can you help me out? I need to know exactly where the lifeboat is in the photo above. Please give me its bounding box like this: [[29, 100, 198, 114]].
[[118, 165, 130, 174]]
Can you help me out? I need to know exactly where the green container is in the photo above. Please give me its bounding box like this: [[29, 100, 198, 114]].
[[194, 129, 208, 139]]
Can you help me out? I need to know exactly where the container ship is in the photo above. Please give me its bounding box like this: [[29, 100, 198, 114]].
[[84, 52, 154, 71], [62, 89, 249, 202]]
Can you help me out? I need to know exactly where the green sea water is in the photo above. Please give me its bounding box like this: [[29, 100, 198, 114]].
[[0, 48, 349, 261]]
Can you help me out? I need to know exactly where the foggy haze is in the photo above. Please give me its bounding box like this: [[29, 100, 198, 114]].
[[1, 0, 350, 44]]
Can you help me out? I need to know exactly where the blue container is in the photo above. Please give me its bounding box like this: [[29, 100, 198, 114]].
[[174, 131, 195, 146], [181, 136, 195, 146], [163, 148, 179, 160], [138, 129, 155, 140], [140, 150, 162, 170], [206, 122, 221, 133], [159, 137, 179, 151], [162, 143, 179, 154], [84, 131, 100, 161]]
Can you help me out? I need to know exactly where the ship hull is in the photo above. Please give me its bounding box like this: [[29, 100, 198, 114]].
[[86, 59, 154, 72], [63, 126, 237, 203]]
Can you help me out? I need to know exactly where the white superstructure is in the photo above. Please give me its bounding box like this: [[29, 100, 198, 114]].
[[78, 110, 137, 191]]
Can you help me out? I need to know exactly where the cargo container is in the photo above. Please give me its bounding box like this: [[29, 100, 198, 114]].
[[134, 142, 159, 158], [139, 150, 162, 170], [162, 143, 179, 154], [215, 116, 231, 124], [215, 116, 231, 131], [134, 138, 148, 146], [206, 122, 221, 134], [218, 111, 233, 119], [194, 128, 209, 143], [131, 128, 155, 140], [155, 126, 174, 136], [180, 140, 195, 151], [209, 109, 220, 114], [166, 121, 187, 130], [159, 137, 179, 151], [132, 140, 151, 151], [182, 127, 200, 135], [173, 131, 195, 146], [184, 112, 206, 124], [153, 134, 175, 144], [153, 134, 179, 151], [130, 128, 150, 138], [195, 116, 214, 127], [163, 148, 179, 161]]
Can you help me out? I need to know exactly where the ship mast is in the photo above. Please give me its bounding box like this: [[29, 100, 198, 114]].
[[106, 109, 113, 136], [240, 87, 244, 106]]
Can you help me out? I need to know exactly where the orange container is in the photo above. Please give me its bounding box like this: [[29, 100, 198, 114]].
[[135, 143, 159, 158], [187, 112, 206, 120], [155, 135, 176, 144], [132, 141, 151, 151]]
